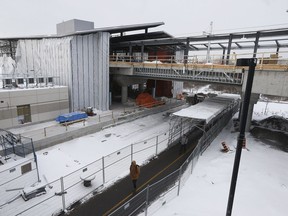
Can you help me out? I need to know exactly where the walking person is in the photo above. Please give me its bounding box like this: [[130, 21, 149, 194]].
[[130, 160, 140, 192], [179, 133, 188, 154]]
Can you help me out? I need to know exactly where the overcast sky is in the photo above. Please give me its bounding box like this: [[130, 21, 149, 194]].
[[1, 0, 288, 37]]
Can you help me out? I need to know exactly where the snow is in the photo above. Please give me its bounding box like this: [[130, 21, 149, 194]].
[[154, 101, 288, 216], [172, 94, 240, 123], [1, 96, 287, 216]]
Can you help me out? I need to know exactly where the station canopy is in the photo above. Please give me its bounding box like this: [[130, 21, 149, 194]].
[[172, 94, 240, 124]]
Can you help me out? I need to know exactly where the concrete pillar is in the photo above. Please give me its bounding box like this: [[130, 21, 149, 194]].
[[152, 88, 156, 98], [139, 83, 145, 93], [121, 86, 128, 104], [245, 93, 259, 131]]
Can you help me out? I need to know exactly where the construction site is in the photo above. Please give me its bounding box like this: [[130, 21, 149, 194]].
[[0, 19, 288, 215]]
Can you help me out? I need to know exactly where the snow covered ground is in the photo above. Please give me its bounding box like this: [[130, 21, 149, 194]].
[[154, 100, 288, 216], [1, 94, 287, 216]]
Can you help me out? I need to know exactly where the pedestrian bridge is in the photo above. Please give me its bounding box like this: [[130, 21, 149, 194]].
[[110, 52, 288, 97]]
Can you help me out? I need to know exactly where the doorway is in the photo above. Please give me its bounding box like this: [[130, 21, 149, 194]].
[[17, 105, 31, 124]]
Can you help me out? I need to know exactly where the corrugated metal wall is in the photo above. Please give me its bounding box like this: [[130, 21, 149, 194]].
[[15, 37, 72, 87], [13, 32, 110, 112], [71, 32, 110, 111]]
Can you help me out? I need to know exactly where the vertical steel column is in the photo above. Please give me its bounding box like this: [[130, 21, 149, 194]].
[[141, 42, 144, 62], [131, 144, 134, 162], [31, 138, 40, 182], [275, 40, 280, 55], [102, 156, 105, 184], [145, 185, 150, 216], [221, 46, 226, 65], [184, 38, 190, 64], [253, 31, 260, 58], [226, 58, 257, 216], [60, 177, 66, 211], [156, 136, 159, 156], [129, 43, 133, 58], [225, 34, 233, 65]]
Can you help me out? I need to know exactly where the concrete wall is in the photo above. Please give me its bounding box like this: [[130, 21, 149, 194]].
[[242, 70, 288, 97], [0, 86, 69, 129]]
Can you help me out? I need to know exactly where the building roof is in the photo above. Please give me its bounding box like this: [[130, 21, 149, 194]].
[[0, 22, 165, 40], [112, 27, 288, 51], [172, 94, 240, 124]]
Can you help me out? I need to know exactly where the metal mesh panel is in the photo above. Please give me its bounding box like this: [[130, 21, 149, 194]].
[[108, 189, 147, 216]]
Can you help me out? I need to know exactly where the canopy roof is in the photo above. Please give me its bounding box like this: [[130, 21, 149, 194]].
[[172, 94, 240, 124]]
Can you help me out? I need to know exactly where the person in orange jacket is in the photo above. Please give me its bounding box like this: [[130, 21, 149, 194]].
[[130, 160, 140, 191]]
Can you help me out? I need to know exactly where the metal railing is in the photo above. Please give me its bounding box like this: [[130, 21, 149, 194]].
[[11, 99, 176, 142], [110, 51, 288, 71], [0, 98, 237, 216], [110, 51, 288, 86], [0, 121, 173, 216], [109, 102, 238, 216]]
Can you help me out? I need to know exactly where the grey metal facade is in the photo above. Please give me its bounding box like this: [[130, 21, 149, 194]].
[[11, 32, 110, 112], [71, 32, 110, 111]]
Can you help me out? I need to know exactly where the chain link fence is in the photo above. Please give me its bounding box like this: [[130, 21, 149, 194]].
[[109, 103, 238, 216], [0, 99, 238, 216], [0, 126, 174, 216]]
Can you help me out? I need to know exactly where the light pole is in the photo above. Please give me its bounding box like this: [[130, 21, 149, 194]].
[[226, 58, 257, 216]]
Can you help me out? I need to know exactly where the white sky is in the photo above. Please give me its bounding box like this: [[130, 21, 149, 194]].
[[1, 0, 288, 37]]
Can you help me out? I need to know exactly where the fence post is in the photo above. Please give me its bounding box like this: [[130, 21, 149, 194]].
[[131, 144, 133, 162], [44, 128, 46, 137], [145, 185, 150, 216], [102, 156, 105, 184], [156, 136, 159, 156], [60, 177, 66, 211], [177, 166, 182, 196]]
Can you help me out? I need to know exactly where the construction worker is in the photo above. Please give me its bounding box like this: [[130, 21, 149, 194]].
[[130, 160, 140, 192], [179, 134, 188, 154]]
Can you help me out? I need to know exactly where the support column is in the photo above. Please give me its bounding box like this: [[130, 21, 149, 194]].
[[139, 83, 145, 93], [245, 93, 259, 131], [141, 42, 144, 62], [184, 37, 190, 64], [253, 31, 260, 58], [121, 86, 128, 104], [225, 34, 233, 65]]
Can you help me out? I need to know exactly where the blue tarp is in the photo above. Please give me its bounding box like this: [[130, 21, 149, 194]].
[[55, 111, 88, 123]]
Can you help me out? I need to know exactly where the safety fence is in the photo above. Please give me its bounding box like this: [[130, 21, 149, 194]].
[[0, 116, 187, 216], [0, 99, 237, 216], [110, 51, 288, 71], [108, 102, 238, 216], [11, 98, 177, 142]]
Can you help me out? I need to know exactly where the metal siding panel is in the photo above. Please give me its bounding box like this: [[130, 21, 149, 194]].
[[97, 33, 103, 110], [83, 35, 90, 108], [88, 34, 94, 107], [77, 36, 84, 110], [71, 37, 79, 111], [93, 33, 99, 109], [103, 32, 110, 110]]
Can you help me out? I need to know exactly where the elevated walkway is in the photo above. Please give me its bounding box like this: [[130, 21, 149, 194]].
[[110, 52, 288, 97]]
